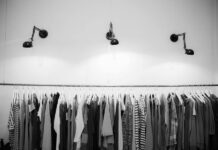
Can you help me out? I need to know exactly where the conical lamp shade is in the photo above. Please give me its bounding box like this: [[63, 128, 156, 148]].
[[23, 41, 33, 48], [111, 39, 119, 45]]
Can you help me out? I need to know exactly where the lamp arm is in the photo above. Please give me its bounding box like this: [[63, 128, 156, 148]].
[[31, 26, 36, 41], [31, 26, 41, 41], [34, 26, 41, 31], [182, 33, 187, 49], [109, 22, 113, 32], [109, 22, 115, 38]]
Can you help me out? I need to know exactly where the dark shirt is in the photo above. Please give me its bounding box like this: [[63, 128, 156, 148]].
[[209, 94, 218, 150]]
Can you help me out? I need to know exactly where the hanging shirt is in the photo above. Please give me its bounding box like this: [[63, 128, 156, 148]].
[[67, 104, 72, 150], [31, 94, 41, 150], [102, 98, 113, 137], [92, 97, 100, 150], [71, 97, 78, 150], [173, 94, 184, 150], [102, 97, 114, 149], [98, 96, 106, 147], [132, 97, 136, 150], [204, 97, 215, 150], [59, 102, 68, 150], [145, 96, 153, 150], [118, 97, 123, 150], [122, 95, 133, 150], [24, 98, 29, 150], [109, 96, 115, 129], [8, 103, 15, 150], [42, 96, 52, 150], [182, 95, 193, 150], [194, 97, 204, 150], [74, 95, 85, 150], [167, 94, 178, 149], [19, 99, 26, 150], [88, 100, 99, 150], [153, 96, 159, 150], [108, 96, 115, 145], [139, 96, 146, 150], [37, 94, 42, 121], [164, 94, 169, 146], [80, 102, 89, 150], [40, 96, 47, 147], [134, 99, 140, 150], [14, 100, 20, 150], [54, 95, 61, 150], [209, 94, 218, 150], [50, 93, 60, 150], [159, 94, 166, 150], [113, 100, 119, 150]]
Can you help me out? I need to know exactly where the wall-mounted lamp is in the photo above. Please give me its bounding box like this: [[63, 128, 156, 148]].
[[170, 33, 194, 55], [23, 26, 48, 48], [106, 22, 119, 45]]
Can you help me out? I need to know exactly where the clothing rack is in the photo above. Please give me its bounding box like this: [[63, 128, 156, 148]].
[[0, 83, 218, 87]]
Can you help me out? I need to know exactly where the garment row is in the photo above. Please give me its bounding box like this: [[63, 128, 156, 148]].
[[8, 91, 218, 150]]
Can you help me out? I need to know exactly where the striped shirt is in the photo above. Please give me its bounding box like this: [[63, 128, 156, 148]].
[[134, 96, 146, 150], [8, 103, 15, 149], [122, 95, 133, 150], [14, 101, 20, 150]]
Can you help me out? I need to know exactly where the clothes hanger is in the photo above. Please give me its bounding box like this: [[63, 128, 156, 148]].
[[86, 94, 91, 104], [201, 88, 211, 100], [39, 87, 43, 103], [199, 88, 207, 103], [174, 87, 181, 104], [183, 87, 190, 99], [23, 86, 27, 102], [208, 88, 213, 95], [12, 86, 16, 104], [205, 88, 211, 96], [14, 87, 18, 104], [187, 88, 197, 103], [195, 87, 205, 103], [15, 87, 19, 104]]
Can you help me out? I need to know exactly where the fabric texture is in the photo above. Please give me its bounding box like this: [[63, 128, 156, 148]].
[[167, 94, 178, 150], [31, 94, 41, 150], [42, 96, 52, 150], [113, 100, 119, 150], [8, 103, 15, 150], [24, 98, 29, 150], [54, 95, 61, 150], [7, 92, 218, 150], [74, 97, 85, 144], [122, 95, 133, 150], [59, 102, 68, 150], [19, 99, 26, 150], [145, 96, 153, 150]]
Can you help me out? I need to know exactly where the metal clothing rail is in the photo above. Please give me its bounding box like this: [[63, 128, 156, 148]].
[[0, 83, 218, 87]]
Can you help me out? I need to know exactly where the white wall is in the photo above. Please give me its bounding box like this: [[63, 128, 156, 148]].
[[0, 0, 216, 85], [215, 0, 218, 94], [0, 0, 217, 141], [215, 0, 218, 79]]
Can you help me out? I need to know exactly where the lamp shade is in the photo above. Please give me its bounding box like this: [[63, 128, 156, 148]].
[[23, 41, 33, 48], [39, 30, 48, 38], [170, 34, 178, 42], [106, 31, 114, 40], [111, 39, 119, 45], [185, 49, 194, 55]]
